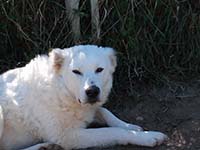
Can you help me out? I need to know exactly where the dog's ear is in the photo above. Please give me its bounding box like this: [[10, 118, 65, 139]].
[[104, 47, 117, 73], [49, 48, 65, 73]]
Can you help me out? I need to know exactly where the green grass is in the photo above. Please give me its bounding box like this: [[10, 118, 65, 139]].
[[0, 0, 200, 95]]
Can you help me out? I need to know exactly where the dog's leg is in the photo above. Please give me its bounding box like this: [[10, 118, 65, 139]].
[[96, 107, 143, 131], [56, 128, 167, 149], [20, 143, 64, 150], [20, 143, 49, 150], [0, 105, 4, 139]]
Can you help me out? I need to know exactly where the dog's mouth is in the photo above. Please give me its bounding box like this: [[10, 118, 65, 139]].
[[77, 98, 100, 105]]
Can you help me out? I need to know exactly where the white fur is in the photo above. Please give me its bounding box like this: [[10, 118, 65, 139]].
[[0, 45, 167, 150]]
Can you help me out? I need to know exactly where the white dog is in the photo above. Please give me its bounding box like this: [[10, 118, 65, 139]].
[[0, 45, 167, 150]]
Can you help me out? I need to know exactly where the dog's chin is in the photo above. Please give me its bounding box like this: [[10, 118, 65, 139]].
[[77, 98, 102, 106]]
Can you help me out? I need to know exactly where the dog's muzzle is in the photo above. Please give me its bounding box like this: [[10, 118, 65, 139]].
[[85, 85, 100, 104]]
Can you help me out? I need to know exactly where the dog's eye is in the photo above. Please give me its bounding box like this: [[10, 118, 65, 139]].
[[72, 70, 82, 75], [95, 67, 104, 73]]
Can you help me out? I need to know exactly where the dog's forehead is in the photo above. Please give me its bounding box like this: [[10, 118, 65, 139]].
[[75, 47, 104, 57], [70, 46, 108, 69]]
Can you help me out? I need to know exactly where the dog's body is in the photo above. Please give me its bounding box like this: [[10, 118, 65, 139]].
[[0, 45, 166, 150]]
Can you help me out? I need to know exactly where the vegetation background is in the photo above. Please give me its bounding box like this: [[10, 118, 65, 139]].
[[1, 0, 200, 92]]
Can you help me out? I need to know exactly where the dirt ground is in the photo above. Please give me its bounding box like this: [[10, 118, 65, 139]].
[[45, 80, 200, 150]]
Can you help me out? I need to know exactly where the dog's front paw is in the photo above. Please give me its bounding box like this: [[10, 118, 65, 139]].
[[126, 124, 143, 131], [127, 124, 143, 131], [129, 131, 168, 147]]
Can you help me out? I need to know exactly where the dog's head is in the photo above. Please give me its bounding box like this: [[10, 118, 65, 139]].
[[49, 45, 117, 106]]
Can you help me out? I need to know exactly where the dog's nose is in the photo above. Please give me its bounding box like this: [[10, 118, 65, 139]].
[[85, 85, 100, 103]]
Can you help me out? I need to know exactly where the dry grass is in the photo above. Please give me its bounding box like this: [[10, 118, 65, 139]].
[[0, 0, 200, 95]]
